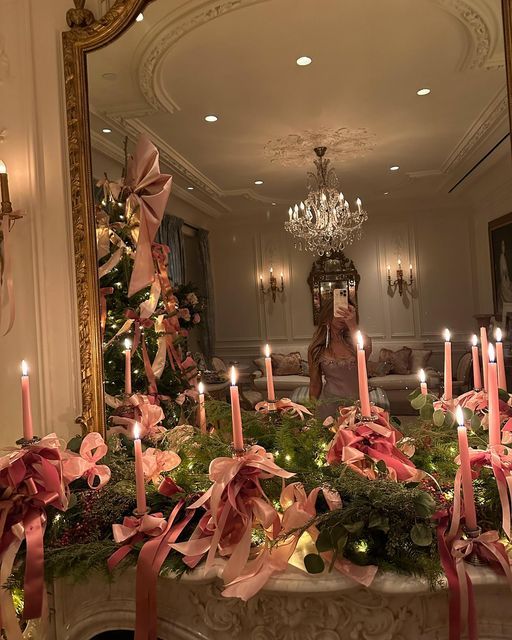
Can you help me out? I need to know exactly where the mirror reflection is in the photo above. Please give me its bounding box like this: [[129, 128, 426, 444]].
[[87, 0, 511, 425]]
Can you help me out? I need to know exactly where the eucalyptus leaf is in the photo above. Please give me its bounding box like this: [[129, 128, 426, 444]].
[[368, 512, 390, 533], [444, 411, 455, 428], [66, 435, 83, 453], [410, 523, 433, 546], [411, 394, 427, 410], [391, 416, 402, 428], [499, 388, 509, 402], [316, 529, 333, 553], [433, 410, 446, 427], [344, 521, 364, 534], [413, 492, 436, 518], [376, 460, 387, 474], [304, 553, 325, 574], [470, 413, 481, 430], [462, 407, 473, 421], [420, 403, 434, 420], [408, 388, 421, 401]]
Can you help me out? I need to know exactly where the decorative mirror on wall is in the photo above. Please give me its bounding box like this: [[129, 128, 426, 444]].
[[307, 252, 360, 325]]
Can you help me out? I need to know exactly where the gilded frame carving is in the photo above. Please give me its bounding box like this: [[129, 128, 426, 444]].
[[62, 0, 149, 433]]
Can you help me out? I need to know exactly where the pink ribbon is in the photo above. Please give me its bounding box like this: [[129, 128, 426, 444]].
[[110, 394, 166, 441], [141, 447, 181, 485], [255, 397, 312, 420], [62, 432, 111, 489], [126, 136, 172, 297]]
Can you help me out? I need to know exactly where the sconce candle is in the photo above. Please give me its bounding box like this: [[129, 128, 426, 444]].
[[418, 369, 427, 396], [471, 335, 482, 391], [133, 423, 147, 515], [0, 160, 12, 213], [495, 328, 507, 392], [124, 338, 132, 395], [356, 331, 372, 417], [480, 327, 489, 392], [456, 407, 478, 531], [488, 343, 501, 448], [20, 361, 34, 441], [197, 381, 207, 434], [264, 344, 276, 402], [443, 329, 452, 401], [229, 367, 244, 452]]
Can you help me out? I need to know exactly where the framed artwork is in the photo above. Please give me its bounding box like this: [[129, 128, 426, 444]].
[[489, 212, 512, 324]]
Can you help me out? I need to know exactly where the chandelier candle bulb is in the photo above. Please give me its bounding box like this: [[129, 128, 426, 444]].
[[229, 367, 244, 451], [356, 331, 372, 417], [124, 338, 132, 395], [0, 160, 12, 213], [197, 381, 207, 434], [443, 329, 452, 401], [20, 361, 34, 441], [456, 407, 478, 531], [264, 344, 276, 402], [419, 369, 427, 396], [488, 343, 501, 448], [495, 328, 507, 391], [133, 423, 147, 515], [471, 335, 482, 390], [480, 327, 489, 392]]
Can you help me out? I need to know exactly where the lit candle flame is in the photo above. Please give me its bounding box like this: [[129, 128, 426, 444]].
[[356, 197, 362, 206], [488, 343, 496, 363], [198, 381, 205, 395], [443, 328, 451, 342], [264, 343, 271, 358], [472, 334, 478, 347], [398, 258, 402, 267], [133, 422, 141, 440], [356, 331, 364, 350], [418, 369, 426, 384], [21, 360, 28, 376], [124, 338, 132, 351], [496, 327, 503, 342], [0, 161, 6, 174], [230, 366, 237, 386], [455, 405, 464, 427]]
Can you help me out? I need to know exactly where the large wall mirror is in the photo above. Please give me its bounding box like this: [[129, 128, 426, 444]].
[[63, 0, 512, 432]]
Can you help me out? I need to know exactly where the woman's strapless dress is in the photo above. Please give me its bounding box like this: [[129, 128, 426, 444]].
[[317, 355, 359, 420]]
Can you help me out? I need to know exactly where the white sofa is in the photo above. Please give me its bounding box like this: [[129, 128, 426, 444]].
[[252, 341, 442, 415]]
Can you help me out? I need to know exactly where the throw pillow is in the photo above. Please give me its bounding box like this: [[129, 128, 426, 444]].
[[301, 359, 310, 376], [379, 346, 412, 375], [271, 352, 302, 376], [252, 357, 266, 374], [367, 360, 393, 378], [410, 349, 432, 372]]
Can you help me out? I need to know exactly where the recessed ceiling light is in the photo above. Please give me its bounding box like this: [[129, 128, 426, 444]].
[[204, 114, 218, 122], [102, 128, 112, 134], [102, 72, 117, 81], [254, 180, 264, 185], [389, 165, 400, 171], [384, 192, 390, 195], [296, 56, 312, 66], [417, 88, 431, 96], [187, 186, 194, 191], [271, 202, 276, 205], [135, 12, 144, 22]]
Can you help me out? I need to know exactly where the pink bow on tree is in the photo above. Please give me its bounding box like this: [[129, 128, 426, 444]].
[[62, 432, 111, 489], [142, 447, 181, 485], [125, 135, 172, 297], [111, 394, 166, 441], [255, 397, 312, 420]]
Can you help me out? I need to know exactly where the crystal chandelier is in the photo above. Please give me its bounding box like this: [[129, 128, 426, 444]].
[[284, 146, 368, 256]]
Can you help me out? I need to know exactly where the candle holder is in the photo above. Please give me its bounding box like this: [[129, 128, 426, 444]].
[[231, 443, 249, 458], [387, 264, 414, 297], [260, 271, 285, 303], [463, 526, 488, 566], [132, 507, 150, 518], [16, 436, 41, 448], [265, 400, 277, 412]]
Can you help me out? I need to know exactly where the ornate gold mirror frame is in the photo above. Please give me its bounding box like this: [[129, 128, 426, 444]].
[[62, 0, 512, 434]]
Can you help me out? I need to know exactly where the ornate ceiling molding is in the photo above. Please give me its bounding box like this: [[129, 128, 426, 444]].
[[263, 128, 376, 167]]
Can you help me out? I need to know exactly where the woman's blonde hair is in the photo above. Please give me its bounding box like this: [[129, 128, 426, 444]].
[[308, 297, 355, 367]]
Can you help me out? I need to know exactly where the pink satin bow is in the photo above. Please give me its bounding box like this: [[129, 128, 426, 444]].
[[142, 447, 181, 485], [255, 397, 312, 420], [111, 394, 166, 441], [62, 432, 111, 489], [126, 135, 172, 297]]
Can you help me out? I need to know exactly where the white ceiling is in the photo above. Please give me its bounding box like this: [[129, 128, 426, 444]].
[[88, 0, 508, 218]]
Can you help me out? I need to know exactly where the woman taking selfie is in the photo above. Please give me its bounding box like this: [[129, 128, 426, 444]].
[[308, 298, 371, 419]]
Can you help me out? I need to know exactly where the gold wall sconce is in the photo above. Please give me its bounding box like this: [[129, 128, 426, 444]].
[[387, 259, 414, 296], [259, 267, 285, 302]]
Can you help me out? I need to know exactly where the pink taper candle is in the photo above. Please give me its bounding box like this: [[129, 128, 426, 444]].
[[456, 407, 478, 531], [471, 335, 482, 391], [229, 367, 244, 452], [480, 327, 489, 392], [495, 328, 507, 392], [443, 329, 452, 401], [197, 381, 207, 434], [124, 338, 132, 395], [418, 369, 427, 396], [488, 343, 501, 448], [356, 331, 372, 417], [264, 344, 276, 401], [20, 361, 34, 441], [133, 423, 147, 514]]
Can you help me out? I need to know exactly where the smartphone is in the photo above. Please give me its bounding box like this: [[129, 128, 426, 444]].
[[333, 287, 349, 317]]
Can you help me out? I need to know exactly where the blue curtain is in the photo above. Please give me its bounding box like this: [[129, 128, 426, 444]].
[[156, 215, 186, 284], [197, 229, 215, 362]]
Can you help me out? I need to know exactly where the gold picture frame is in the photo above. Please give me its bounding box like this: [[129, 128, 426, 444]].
[[62, 0, 512, 434]]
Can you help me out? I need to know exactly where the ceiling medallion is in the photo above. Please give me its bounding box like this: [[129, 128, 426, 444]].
[[264, 127, 375, 167], [285, 147, 367, 256]]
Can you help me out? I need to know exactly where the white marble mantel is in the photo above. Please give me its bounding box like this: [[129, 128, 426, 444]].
[[38, 562, 512, 640]]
